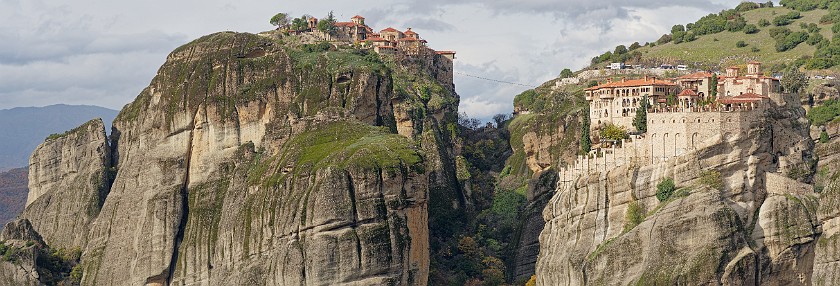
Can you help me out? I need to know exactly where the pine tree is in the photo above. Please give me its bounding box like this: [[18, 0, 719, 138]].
[[709, 74, 718, 100], [633, 95, 648, 133]]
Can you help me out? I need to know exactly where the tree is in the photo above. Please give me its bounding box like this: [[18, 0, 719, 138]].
[[656, 178, 676, 202], [560, 68, 574, 79], [492, 114, 509, 127], [759, 18, 771, 27], [781, 67, 809, 93], [710, 73, 718, 99], [633, 95, 648, 133], [736, 40, 748, 48], [629, 42, 642, 50], [270, 12, 290, 27], [743, 24, 759, 34], [600, 123, 629, 141], [614, 45, 628, 55], [671, 24, 686, 34], [580, 112, 591, 154], [317, 11, 336, 34]]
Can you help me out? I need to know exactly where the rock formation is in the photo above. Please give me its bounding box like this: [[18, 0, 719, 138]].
[[5, 31, 461, 286], [536, 98, 820, 285]]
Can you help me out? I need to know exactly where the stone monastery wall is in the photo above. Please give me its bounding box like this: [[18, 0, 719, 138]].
[[559, 107, 764, 189]]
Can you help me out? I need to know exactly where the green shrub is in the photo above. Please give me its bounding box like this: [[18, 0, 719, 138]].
[[736, 41, 748, 48], [775, 31, 809, 52], [820, 131, 830, 143], [807, 100, 840, 126], [743, 24, 759, 34], [751, 47, 761, 52], [656, 178, 676, 202], [600, 123, 629, 141], [624, 201, 646, 232], [759, 19, 771, 27]]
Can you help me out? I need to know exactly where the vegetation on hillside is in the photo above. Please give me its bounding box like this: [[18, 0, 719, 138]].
[[590, 1, 840, 71]]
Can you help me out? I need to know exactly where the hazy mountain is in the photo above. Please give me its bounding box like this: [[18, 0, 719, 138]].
[[0, 104, 118, 170], [0, 168, 27, 226]]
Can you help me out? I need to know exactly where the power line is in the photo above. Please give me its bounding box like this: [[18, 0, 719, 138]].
[[454, 71, 538, 88]]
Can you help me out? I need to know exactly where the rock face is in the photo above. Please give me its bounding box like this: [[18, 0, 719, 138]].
[[0, 168, 29, 226], [20, 119, 112, 252], [6, 32, 460, 285], [536, 100, 820, 285]]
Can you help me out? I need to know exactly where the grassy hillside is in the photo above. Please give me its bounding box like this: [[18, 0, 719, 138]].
[[589, 2, 840, 73]]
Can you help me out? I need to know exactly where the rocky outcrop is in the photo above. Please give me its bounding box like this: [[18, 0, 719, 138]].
[[813, 180, 840, 285], [536, 101, 819, 285], [0, 219, 45, 286], [6, 31, 459, 285], [21, 119, 111, 252]]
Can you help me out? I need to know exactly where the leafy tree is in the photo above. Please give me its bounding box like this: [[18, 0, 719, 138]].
[[656, 178, 676, 202], [833, 22, 840, 34], [492, 114, 509, 127], [317, 11, 336, 34], [808, 99, 840, 125], [691, 13, 727, 35], [743, 24, 759, 34], [629, 42, 642, 50], [600, 123, 629, 142], [672, 31, 687, 44], [764, 1, 775, 7], [614, 45, 628, 55], [759, 18, 771, 27], [769, 27, 792, 40], [807, 32, 824, 45], [781, 67, 809, 93], [671, 24, 686, 34], [560, 68, 574, 79], [270, 13, 290, 27], [726, 17, 747, 31], [657, 34, 672, 44], [736, 40, 748, 48], [736, 1, 761, 11], [775, 31, 808, 52], [633, 95, 648, 133]]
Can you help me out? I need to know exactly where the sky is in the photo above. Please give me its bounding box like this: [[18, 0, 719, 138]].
[[0, 0, 746, 120]]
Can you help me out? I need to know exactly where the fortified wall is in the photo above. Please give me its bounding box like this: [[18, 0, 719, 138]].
[[558, 105, 765, 189]]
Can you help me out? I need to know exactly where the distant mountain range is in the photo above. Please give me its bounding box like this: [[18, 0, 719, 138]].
[[0, 168, 27, 226], [0, 104, 118, 170]]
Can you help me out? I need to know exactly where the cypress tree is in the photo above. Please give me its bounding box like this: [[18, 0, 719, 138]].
[[633, 95, 648, 133], [580, 111, 591, 154]]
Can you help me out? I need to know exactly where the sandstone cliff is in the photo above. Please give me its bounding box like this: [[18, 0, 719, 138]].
[[6, 31, 462, 286], [536, 99, 820, 285]]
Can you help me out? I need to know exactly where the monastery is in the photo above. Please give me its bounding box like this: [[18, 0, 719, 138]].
[[585, 61, 781, 132], [561, 62, 791, 189], [302, 15, 457, 60]]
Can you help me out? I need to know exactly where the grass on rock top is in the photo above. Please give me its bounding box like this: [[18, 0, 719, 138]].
[[285, 121, 423, 171]]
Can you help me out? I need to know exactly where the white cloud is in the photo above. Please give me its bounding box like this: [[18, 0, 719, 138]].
[[0, 0, 745, 121]]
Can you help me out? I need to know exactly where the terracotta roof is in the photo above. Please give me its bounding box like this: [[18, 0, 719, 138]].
[[727, 66, 740, 69], [381, 27, 399, 33], [404, 29, 417, 35], [717, 92, 769, 104], [335, 22, 356, 27], [677, 72, 713, 80], [398, 38, 419, 42], [678, 89, 698, 97], [352, 15, 365, 19], [436, 50, 456, 54], [308, 17, 318, 21], [585, 78, 676, 91], [367, 37, 390, 42], [656, 98, 668, 103]]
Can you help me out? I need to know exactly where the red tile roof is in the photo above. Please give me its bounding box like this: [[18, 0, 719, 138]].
[[381, 27, 399, 33], [585, 78, 676, 91], [678, 89, 698, 97], [367, 37, 389, 42], [436, 50, 456, 54], [352, 15, 365, 19], [335, 22, 356, 27], [398, 38, 419, 42], [677, 72, 713, 80], [405, 29, 417, 35]]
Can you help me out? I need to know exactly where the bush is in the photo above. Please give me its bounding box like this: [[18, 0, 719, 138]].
[[808, 99, 840, 126], [759, 19, 771, 27], [807, 32, 824, 45], [656, 178, 676, 202], [820, 131, 830, 143], [751, 46, 761, 52], [769, 27, 791, 40], [775, 31, 809, 52], [691, 13, 727, 35], [743, 24, 759, 34], [736, 41, 748, 48], [726, 17, 748, 32], [624, 201, 646, 232]]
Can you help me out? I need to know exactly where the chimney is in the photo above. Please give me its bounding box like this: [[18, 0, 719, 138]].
[[651, 76, 657, 82], [644, 75, 649, 82], [621, 77, 626, 82], [607, 78, 613, 83]]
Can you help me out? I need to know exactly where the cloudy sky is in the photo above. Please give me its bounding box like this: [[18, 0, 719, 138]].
[[0, 0, 744, 120]]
